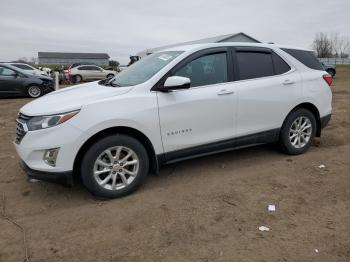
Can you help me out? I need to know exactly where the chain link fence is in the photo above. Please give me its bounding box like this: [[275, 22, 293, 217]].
[[319, 58, 350, 65]]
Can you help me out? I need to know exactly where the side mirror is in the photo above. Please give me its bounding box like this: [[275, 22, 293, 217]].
[[163, 76, 191, 91]]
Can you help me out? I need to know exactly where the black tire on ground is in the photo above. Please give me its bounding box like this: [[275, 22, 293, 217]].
[[80, 134, 149, 198], [326, 69, 335, 78], [279, 108, 317, 155], [26, 85, 43, 98], [74, 75, 82, 83]]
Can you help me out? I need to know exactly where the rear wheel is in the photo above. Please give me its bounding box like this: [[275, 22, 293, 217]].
[[80, 134, 149, 198], [279, 108, 316, 155], [326, 69, 335, 78], [27, 85, 42, 98]]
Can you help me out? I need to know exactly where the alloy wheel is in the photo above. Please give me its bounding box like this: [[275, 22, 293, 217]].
[[289, 116, 312, 149], [93, 146, 139, 191], [28, 86, 41, 98]]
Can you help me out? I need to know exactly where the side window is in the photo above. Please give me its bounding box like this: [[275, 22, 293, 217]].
[[174, 52, 227, 87], [90, 66, 101, 71], [0, 67, 16, 76], [13, 64, 32, 70], [78, 66, 88, 70], [272, 52, 291, 74], [236, 51, 274, 80]]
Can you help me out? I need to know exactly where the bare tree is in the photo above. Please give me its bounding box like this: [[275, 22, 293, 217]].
[[30, 56, 38, 65], [313, 32, 333, 58], [337, 35, 350, 58], [313, 32, 350, 58]]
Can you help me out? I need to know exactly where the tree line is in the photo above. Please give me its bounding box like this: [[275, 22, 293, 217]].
[[313, 32, 350, 58]]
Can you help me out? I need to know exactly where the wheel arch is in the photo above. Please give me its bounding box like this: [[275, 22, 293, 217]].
[[287, 102, 321, 137], [73, 126, 159, 179], [72, 74, 83, 82]]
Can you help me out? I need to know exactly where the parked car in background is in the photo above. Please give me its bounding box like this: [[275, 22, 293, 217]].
[[7, 63, 49, 76], [322, 62, 336, 78], [38, 66, 52, 75], [15, 43, 332, 198], [69, 65, 116, 83], [0, 64, 54, 98]]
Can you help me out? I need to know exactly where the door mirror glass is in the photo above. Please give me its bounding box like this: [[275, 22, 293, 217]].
[[163, 76, 191, 91]]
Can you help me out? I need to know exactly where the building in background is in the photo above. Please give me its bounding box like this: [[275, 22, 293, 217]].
[[38, 52, 110, 65], [136, 32, 260, 58]]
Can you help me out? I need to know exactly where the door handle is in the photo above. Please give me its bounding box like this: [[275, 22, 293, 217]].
[[217, 89, 234, 95], [283, 79, 295, 85]]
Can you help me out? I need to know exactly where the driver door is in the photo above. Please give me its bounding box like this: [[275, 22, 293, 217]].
[[156, 48, 237, 158], [0, 66, 23, 94]]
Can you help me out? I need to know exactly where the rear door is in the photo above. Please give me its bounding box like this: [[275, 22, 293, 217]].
[[156, 47, 237, 155], [76, 66, 90, 80], [231, 47, 302, 137], [89, 66, 105, 79]]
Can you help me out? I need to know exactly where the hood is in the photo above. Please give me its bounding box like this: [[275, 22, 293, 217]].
[[21, 81, 133, 116], [24, 71, 51, 79]]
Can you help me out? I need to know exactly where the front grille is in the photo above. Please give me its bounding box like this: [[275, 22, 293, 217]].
[[15, 113, 31, 144]]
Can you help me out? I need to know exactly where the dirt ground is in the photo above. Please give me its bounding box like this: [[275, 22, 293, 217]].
[[0, 68, 349, 262]]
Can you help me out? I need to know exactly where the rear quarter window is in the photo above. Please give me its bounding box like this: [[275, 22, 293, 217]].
[[281, 48, 323, 70], [272, 52, 291, 74]]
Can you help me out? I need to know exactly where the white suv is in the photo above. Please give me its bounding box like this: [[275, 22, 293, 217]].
[[14, 43, 332, 198]]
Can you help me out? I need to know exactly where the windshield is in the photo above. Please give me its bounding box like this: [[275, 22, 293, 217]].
[[107, 51, 183, 87]]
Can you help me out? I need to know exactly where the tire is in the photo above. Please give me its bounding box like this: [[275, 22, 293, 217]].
[[74, 75, 82, 83], [326, 69, 335, 78], [279, 108, 316, 155], [80, 134, 149, 198], [106, 74, 114, 79], [27, 85, 43, 98]]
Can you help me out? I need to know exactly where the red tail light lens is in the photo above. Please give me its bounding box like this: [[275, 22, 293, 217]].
[[323, 74, 333, 86]]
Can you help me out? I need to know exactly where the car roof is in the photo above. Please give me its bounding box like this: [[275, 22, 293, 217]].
[[160, 42, 312, 53]]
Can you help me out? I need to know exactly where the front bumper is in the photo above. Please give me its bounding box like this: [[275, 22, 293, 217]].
[[14, 121, 86, 178], [20, 160, 73, 186]]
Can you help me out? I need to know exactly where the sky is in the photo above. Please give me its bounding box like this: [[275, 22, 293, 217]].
[[1, 0, 349, 64]]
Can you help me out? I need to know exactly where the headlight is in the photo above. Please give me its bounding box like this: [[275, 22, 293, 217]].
[[27, 110, 80, 131]]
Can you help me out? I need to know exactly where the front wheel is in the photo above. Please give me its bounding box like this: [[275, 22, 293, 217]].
[[27, 85, 43, 98], [80, 134, 149, 198], [279, 108, 316, 155]]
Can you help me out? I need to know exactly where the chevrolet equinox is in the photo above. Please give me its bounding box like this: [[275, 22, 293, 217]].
[[15, 43, 332, 198]]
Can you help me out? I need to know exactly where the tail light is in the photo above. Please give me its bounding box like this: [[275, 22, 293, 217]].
[[323, 74, 333, 86]]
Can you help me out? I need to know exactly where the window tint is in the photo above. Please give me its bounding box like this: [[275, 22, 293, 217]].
[[174, 52, 227, 87], [237, 51, 274, 80], [272, 52, 291, 74], [89, 66, 101, 70], [0, 67, 16, 76], [78, 66, 89, 70], [281, 48, 323, 70]]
